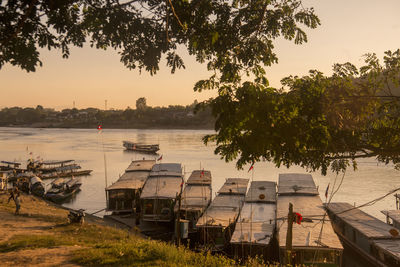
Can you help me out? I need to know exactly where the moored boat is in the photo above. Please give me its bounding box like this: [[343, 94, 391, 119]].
[[123, 141, 160, 154], [140, 163, 183, 222], [230, 180, 277, 260], [327, 202, 400, 267], [277, 173, 343, 266], [106, 159, 155, 214], [45, 177, 82, 203], [30, 176, 45, 197], [196, 178, 249, 251], [175, 170, 212, 234]]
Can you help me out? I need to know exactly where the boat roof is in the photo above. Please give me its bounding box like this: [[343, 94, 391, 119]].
[[106, 171, 150, 191], [149, 163, 182, 177], [372, 239, 400, 261], [278, 173, 319, 196], [231, 222, 274, 245], [1, 161, 21, 166], [176, 184, 211, 212], [40, 160, 74, 165], [231, 202, 276, 245], [186, 170, 212, 185], [196, 194, 244, 228], [245, 181, 276, 203], [327, 202, 398, 239], [277, 195, 342, 250], [125, 160, 155, 172], [382, 210, 400, 225], [140, 176, 183, 199], [217, 178, 249, 195]]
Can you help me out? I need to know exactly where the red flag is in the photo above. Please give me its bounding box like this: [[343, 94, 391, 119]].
[[201, 169, 205, 177], [295, 212, 303, 224], [97, 124, 102, 131], [325, 183, 330, 199], [157, 155, 163, 161], [248, 163, 254, 172], [180, 180, 184, 187]]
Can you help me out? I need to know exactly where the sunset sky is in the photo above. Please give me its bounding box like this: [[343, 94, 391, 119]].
[[1, 0, 399, 110]]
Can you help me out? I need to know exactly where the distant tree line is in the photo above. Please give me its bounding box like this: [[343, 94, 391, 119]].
[[0, 99, 214, 129]]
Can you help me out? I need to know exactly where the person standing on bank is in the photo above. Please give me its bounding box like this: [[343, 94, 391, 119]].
[[8, 187, 21, 215]]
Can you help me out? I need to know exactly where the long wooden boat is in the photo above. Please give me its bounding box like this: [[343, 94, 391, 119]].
[[196, 178, 249, 251], [106, 159, 155, 214], [36, 159, 75, 173], [45, 177, 82, 203], [37, 165, 92, 179], [140, 163, 183, 222], [0, 160, 22, 171], [123, 141, 160, 154], [277, 173, 343, 266], [327, 202, 400, 267], [230, 181, 276, 260], [175, 170, 212, 233]]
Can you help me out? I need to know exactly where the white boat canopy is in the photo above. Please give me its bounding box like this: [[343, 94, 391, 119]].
[[218, 178, 249, 195], [106, 171, 150, 191]]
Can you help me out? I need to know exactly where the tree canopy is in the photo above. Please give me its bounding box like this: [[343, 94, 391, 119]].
[[2, 0, 399, 174]]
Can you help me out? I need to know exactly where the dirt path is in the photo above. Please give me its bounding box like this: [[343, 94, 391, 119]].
[[0, 193, 81, 266]]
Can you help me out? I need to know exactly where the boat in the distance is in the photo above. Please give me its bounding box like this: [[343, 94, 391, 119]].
[[123, 141, 160, 154], [45, 177, 82, 203]]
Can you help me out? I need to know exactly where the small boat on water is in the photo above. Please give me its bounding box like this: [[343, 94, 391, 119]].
[[230, 181, 277, 260], [45, 177, 82, 203], [196, 178, 249, 251], [277, 173, 343, 266], [106, 159, 155, 214], [175, 170, 212, 234], [140, 163, 183, 222], [123, 141, 160, 154], [30, 176, 45, 197]]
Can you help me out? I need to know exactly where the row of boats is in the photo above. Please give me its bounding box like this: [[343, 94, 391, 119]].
[[0, 159, 92, 181], [12, 175, 83, 203], [104, 160, 341, 265], [105, 159, 400, 266]]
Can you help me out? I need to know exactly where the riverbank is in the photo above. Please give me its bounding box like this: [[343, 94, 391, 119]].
[[0, 192, 272, 266]]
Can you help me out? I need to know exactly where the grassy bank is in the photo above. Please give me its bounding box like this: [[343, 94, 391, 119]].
[[0, 193, 275, 266]]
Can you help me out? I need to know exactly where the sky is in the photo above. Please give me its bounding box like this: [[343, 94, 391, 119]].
[[1, 0, 399, 110]]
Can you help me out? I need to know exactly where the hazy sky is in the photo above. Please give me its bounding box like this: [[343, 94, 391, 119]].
[[1, 0, 399, 110]]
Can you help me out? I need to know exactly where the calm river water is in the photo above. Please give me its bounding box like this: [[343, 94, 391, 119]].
[[1, 126, 399, 222]]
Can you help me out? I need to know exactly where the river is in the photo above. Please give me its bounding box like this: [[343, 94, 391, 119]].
[[1, 127, 398, 220]]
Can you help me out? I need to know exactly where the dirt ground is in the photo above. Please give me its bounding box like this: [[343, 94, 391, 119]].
[[0, 193, 81, 267]]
